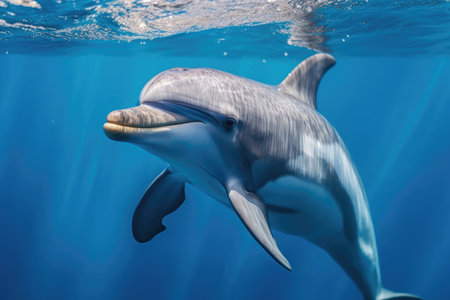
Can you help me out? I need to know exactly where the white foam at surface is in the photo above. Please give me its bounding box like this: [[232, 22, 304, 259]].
[[5, 0, 41, 9], [90, 0, 332, 48], [0, 18, 46, 30]]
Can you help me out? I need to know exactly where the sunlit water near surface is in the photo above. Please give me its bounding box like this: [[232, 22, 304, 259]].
[[1, 0, 450, 55], [1, 1, 450, 299]]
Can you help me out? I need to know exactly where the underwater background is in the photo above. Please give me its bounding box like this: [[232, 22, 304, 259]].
[[1, 1, 450, 299]]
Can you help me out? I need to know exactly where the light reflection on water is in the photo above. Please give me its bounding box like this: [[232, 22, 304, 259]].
[[0, 0, 449, 55]]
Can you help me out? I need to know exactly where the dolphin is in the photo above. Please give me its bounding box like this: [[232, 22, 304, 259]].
[[103, 53, 420, 300]]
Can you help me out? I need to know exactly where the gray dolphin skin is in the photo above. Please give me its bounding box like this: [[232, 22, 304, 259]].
[[104, 54, 420, 300]]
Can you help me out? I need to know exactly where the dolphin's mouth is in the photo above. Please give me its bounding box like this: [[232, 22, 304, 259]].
[[103, 104, 192, 140]]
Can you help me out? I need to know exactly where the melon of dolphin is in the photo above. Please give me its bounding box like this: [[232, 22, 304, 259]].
[[103, 54, 420, 300]]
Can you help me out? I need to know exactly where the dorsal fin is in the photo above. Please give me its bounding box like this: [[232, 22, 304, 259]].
[[278, 53, 336, 109]]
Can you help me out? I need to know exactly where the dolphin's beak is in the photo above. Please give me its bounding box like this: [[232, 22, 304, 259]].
[[103, 105, 190, 141]]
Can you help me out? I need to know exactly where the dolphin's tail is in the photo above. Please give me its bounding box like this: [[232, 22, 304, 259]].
[[376, 288, 421, 300]]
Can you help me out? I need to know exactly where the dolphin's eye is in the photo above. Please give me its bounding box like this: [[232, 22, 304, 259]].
[[223, 118, 237, 131]]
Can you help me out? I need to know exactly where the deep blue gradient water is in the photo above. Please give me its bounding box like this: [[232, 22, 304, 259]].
[[1, 1, 450, 300]]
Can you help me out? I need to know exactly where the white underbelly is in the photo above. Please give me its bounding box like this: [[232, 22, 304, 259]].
[[258, 175, 344, 241], [181, 164, 345, 242]]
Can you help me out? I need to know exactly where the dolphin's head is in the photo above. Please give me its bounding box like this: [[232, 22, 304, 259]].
[[104, 67, 251, 184]]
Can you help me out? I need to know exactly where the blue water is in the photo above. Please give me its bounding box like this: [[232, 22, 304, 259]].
[[1, 1, 450, 300]]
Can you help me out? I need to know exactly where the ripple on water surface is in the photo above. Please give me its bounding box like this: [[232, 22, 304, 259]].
[[0, 0, 449, 56]]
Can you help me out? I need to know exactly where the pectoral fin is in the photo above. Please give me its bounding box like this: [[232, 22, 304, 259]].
[[227, 186, 291, 270], [132, 168, 185, 243]]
